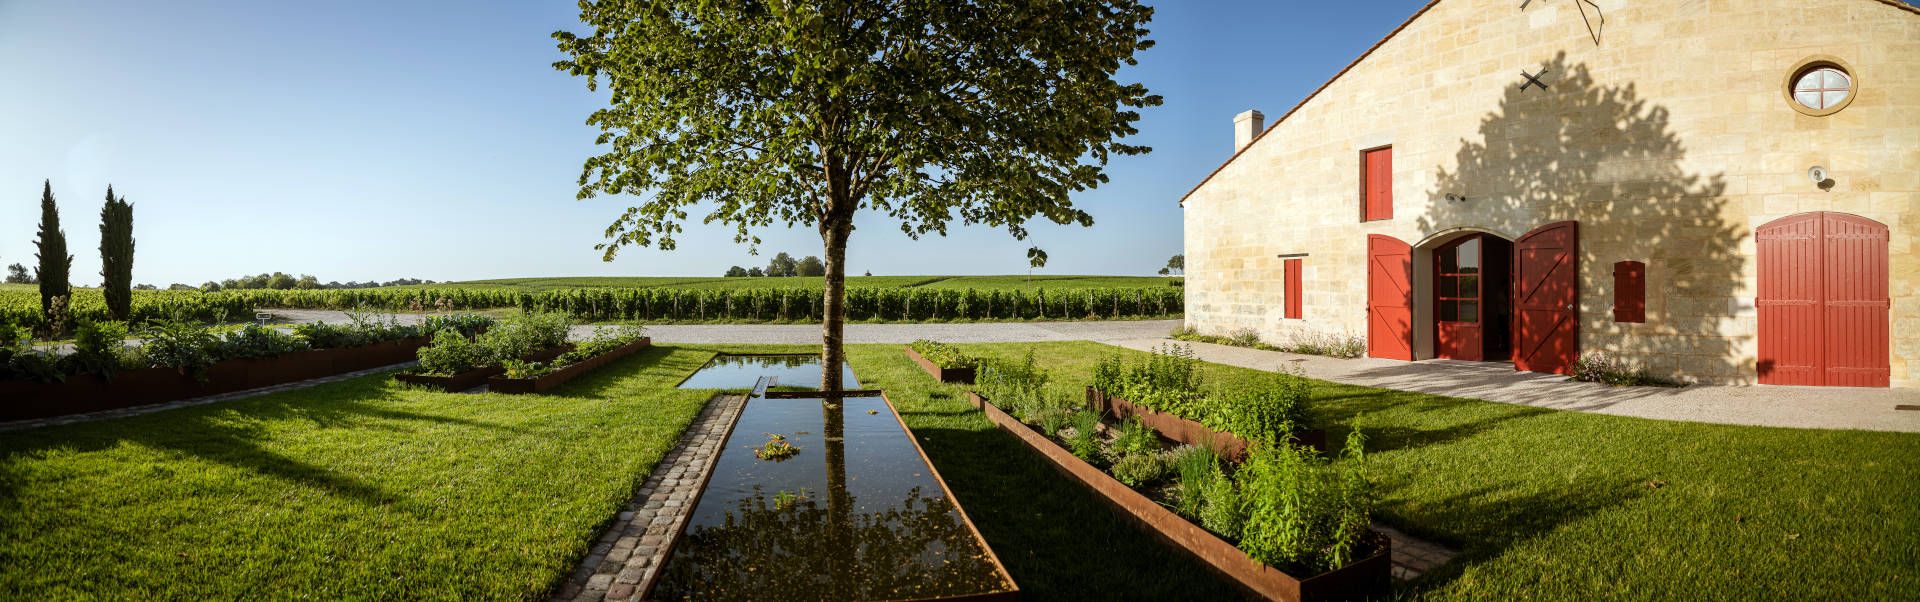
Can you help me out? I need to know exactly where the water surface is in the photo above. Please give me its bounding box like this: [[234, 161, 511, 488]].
[[652, 396, 1008, 600], [676, 354, 860, 390]]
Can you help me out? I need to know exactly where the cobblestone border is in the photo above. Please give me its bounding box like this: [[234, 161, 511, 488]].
[[1377, 524, 1458, 581], [553, 393, 748, 602], [0, 362, 417, 433]]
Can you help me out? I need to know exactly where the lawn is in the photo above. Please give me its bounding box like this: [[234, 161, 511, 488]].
[[933, 342, 1920, 600], [8, 341, 1908, 600], [0, 346, 721, 600]]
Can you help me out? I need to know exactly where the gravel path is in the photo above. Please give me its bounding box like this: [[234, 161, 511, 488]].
[[261, 309, 1180, 344]]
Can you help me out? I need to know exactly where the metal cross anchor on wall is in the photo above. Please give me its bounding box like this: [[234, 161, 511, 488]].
[[1518, 68, 1550, 91]]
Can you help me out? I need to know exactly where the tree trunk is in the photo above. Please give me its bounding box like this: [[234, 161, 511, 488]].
[[820, 219, 852, 392]]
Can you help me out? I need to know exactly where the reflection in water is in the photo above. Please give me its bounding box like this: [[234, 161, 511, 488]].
[[676, 355, 861, 390], [651, 488, 1003, 600], [653, 396, 1008, 600]]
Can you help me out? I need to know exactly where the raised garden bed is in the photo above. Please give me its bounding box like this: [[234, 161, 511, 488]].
[[393, 345, 571, 392], [0, 337, 430, 423], [904, 344, 976, 384], [1086, 387, 1327, 459], [971, 391, 1389, 602], [486, 338, 651, 394]]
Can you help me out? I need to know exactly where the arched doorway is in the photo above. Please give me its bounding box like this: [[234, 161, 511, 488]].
[[1756, 212, 1890, 387]]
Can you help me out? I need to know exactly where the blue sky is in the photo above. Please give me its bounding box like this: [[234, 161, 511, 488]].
[[0, 0, 1432, 285]]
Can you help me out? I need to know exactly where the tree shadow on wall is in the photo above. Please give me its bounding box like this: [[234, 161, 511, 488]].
[[1417, 52, 1746, 384]]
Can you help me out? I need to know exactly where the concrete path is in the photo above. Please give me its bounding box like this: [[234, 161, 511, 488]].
[[1107, 338, 1920, 434]]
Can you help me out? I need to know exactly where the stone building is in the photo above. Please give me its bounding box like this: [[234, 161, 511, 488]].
[[1180, 0, 1918, 387]]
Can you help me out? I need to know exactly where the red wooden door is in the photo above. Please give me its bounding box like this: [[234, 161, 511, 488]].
[[1367, 235, 1413, 360], [1758, 212, 1890, 387], [1514, 221, 1578, 374]]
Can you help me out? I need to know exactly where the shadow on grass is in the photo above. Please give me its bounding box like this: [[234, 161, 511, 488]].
[[1388, 476, 1647, 593], [906, 423, 1256, 601]]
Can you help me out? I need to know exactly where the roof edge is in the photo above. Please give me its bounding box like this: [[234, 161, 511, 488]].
[[1179, 0, 1445, 205], [1177, 0, 1920, 205]]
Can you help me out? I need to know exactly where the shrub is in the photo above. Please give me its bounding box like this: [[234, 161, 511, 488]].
[[1105, 344, 1206, 416], [1035, 408, 1071, 437], [1233, 431, 1373, 573], [0, 323, 64, 382], [415, 329, 487, 376], [501, 359, 553, 379], [1111, 450, 1171, 487], [908, 339, 976, 369], [1228, 327, 1262, 348], [419, 313, 494, 338], [478, 311, 572, 362], [217, 323, 309, 359], [141, 318, 220, 378], [1203, 368, 1313, 447], [64, 321, 129, 378], [1284, 331, 1365, 359], [1198, 471, 1242, 539], [1572, 351, 1680, 387], [1067, 411, 1103, 463], [977, 349, 1049, 413], [1111, 415, 1161, 456], [1171, 445, 1221, 517]]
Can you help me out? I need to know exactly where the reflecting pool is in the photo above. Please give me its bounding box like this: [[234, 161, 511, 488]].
[[651, 395, 1012, 600], [676, 354, 861, 390]]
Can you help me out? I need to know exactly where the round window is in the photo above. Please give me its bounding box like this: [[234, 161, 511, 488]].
[[1783, 57, 1857, 116]]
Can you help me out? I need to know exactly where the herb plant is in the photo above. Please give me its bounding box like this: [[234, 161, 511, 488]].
[[908, 339, 976, 369]]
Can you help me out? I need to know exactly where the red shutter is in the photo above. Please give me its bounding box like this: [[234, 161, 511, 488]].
[[1363, 147, 1393, 221], [1613, 261, 1645, 323], [1284, 259, 1303, 319]]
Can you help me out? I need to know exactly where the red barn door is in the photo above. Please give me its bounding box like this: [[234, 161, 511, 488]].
[[1514, 221, 1578, 374], [1367, 235, 1413, 360], [1758, 212, 1889, 387]]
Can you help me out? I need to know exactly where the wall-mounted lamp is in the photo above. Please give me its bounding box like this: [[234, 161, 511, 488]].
[[1809, 165, 1835, 191]]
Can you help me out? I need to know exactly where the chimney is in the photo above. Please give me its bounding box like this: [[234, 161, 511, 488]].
[[1233, 109, 1265, 152]]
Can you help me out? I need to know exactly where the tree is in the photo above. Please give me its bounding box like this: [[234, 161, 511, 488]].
[[747, 267, 765, 277], [4, 263, 32, 284], [295, 275, 321, 290], [33, 180, 73, 334], [555, 1, 1158, 390], [1164, 253, 1183, 276], [266, 272, 296, 290], [199, 281, 221, 291], [766, 252, 798, 278], [724, 265, 749, 277], [99, 185, 135, 321], [796, 255, 825, 277], [167, 283, 194, 291]]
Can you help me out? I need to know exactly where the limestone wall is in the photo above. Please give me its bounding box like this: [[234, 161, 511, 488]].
[[1182, 0, 1920, 386]]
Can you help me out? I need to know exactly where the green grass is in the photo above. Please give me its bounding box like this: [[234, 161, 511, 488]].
[[11, 340, 1902, 600], [0, 346, 721, 600], [942, 342, 1920, 600]]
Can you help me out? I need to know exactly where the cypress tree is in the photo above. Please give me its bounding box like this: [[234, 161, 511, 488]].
[[33, 180, 74, 330], [99, 185, 135, 321]]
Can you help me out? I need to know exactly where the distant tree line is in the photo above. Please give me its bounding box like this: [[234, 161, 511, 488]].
[[723, 252, 826, 278]]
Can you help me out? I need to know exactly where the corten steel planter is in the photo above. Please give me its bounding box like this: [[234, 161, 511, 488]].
[[486, 338, 651, 394], [903, 345, 976, 384], [972, 391, 1388, 602], [0, 336, 433, 423], [394, 345, 572, 392], [1086, 388, 1327, 459]]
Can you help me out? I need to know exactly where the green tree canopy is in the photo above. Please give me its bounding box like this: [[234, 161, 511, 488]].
[[796, 255, 826, 277], [34, 181, 73, 326], [767, 252, 799, 278], [99, 185, 135, 321], [556, 0, 1159, 389]]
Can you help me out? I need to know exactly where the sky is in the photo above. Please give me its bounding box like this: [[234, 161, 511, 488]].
[[0, 0, 1435, 286]]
